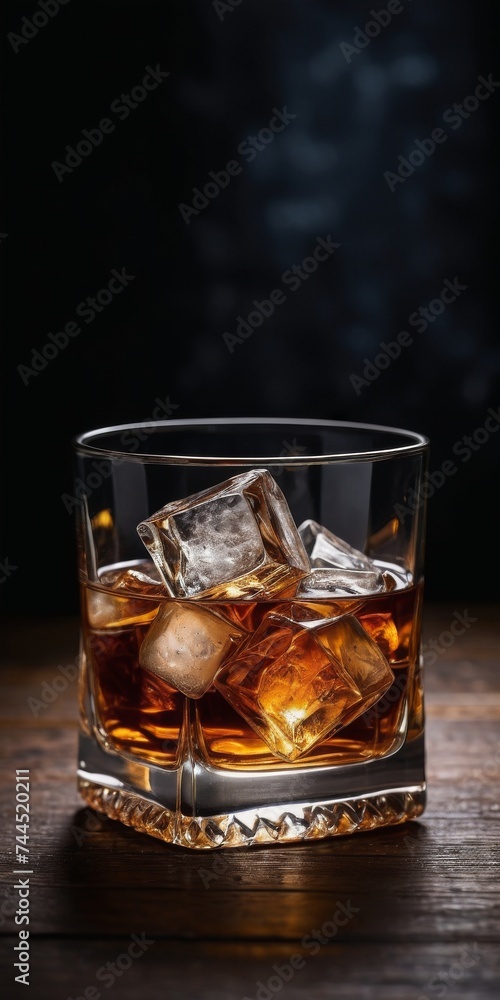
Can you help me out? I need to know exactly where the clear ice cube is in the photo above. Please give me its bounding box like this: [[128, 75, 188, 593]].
[[297, 519, 386, 598], [139, 602, 246, 698], [99, 560, 163, 592], [275, 598, 364, 626], [86, 560, 163, 629], [298, 519, 376, 572], [297, 568, 386, 599], [137, 470, 310, 600]]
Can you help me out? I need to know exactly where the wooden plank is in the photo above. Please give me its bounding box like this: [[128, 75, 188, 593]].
[[0, 940, 497, 1000], [0, 884, 499, 940]]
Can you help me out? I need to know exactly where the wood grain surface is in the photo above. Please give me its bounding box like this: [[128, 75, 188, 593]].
[[0, 605, 499, 1000]]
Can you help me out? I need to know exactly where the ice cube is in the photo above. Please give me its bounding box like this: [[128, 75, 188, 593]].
[[357, 612, 400, 658], [297, 520, 387, 596], [137, 470, 309, 600], [275, 598, 364, 626], [98, 560, 163, 593], [215, 611, 394, 761], [297, 568, 386, 599], [215, 614, 363, 761], [86, 560, 163, 629], [315, 615, 395, 727], [298, 519, 376, 572], [139, 602, 246, 698]]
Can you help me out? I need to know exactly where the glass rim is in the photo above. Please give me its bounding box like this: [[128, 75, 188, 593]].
[[73, 417, 429, 466]]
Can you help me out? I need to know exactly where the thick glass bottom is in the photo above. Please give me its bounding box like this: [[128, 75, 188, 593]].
[[77, 731, 425, 850]]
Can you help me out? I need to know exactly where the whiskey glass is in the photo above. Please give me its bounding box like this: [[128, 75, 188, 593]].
[[74, 417, 428, 849]]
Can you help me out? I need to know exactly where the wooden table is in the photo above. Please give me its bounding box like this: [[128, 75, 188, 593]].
[[0, 606, 498, 1000]]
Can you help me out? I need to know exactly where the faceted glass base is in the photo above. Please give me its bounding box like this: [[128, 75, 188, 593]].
[[77, 731, 425, 850]]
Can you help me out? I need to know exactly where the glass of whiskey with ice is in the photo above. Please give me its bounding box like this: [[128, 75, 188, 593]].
[[74, 418, 429, 849]]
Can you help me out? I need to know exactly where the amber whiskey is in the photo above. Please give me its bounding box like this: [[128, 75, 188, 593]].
[[82, 559, 423, 771]]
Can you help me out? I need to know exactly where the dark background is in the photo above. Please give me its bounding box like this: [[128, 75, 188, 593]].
[[1, 0, 499, 615]]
